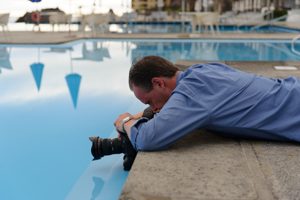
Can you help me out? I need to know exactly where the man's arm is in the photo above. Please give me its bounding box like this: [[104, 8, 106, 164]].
[[129, 92, 210, 151]]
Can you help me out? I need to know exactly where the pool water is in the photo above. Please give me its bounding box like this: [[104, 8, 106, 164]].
[[115, 23, 300, 33], [0, 39, 300, 200], [218, 25, 300, 33], [128, 39, 300, 61], [0, 40, 145, 200]]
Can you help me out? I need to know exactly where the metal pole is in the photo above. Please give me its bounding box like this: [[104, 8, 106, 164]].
[[69, 49, 73, 73], [296, 0, 300, 9], [267, 0, 270, 21], [181, 0, 185, 32]]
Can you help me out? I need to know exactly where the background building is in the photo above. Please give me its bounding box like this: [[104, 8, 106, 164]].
[[132, 0, 174, 14], [132, 0, 300, 14]]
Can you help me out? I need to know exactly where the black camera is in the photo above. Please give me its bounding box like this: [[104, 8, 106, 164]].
[[89, 107, 154, 171], [89, 131, 137, 171]]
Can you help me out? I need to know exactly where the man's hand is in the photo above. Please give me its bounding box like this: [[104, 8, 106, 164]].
[[114, 108, 152, 139], [114, 113, 133, 133]]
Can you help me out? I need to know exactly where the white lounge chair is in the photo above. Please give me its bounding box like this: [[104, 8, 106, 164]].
[[287, 9, 300, 22], [49, 13, 72, 31], [148, 11, 168, 22], [80, 13, 110, 34], [192, 12, 220, 34], [0, 13, 9, 32]]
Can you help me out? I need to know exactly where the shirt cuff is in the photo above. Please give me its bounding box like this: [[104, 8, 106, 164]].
[[130, 117, 149, 150]]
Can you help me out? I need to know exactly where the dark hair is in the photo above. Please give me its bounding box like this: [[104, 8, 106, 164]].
[[129, 56, 179, 92]]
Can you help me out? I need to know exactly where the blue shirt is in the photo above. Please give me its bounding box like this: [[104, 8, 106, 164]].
[[130, 63, 300, 150]]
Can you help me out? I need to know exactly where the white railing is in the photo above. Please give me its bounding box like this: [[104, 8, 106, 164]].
[[236, 10, 273, 31], [291, 34, 300, 56], [250, 14, 288, 31]]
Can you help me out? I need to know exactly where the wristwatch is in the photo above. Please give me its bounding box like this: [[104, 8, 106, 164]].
[[121, 116, 132, 133]]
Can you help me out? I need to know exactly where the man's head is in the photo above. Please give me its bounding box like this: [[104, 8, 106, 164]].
[[129, 56, 179, 112]]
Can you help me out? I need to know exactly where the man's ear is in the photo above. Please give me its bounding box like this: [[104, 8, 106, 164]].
[[151, 77, 165, 88]]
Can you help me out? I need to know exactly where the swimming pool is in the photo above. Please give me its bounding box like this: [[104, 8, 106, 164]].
[[0, 38, 300, 200]]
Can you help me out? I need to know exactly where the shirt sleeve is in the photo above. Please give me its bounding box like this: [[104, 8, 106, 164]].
[[130, 90, 211, 151]]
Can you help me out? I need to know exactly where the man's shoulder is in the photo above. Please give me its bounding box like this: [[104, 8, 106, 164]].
[[182, 62, 235, 77], [179, 62, 252, 88], [188, 62, 234, 71]]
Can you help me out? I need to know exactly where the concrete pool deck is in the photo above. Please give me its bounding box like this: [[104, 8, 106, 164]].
[[0, 31, 299, 44], [1, 31, 300, 200]]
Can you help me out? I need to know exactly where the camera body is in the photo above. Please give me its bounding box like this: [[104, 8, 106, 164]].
[[89, 107, 154, 171]]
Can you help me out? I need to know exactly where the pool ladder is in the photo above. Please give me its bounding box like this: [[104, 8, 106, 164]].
[[291, 34, 300, 56], [250, 14, 288, 32]]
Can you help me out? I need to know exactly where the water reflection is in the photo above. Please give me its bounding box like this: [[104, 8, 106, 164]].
[[65, 73, 81, 108], [131, 41, 185, 62], [30, 62, 44, 91], [47, 47, 73, 53], [0, 47, 12, 73], [190, 42, 220, 61], [65, 48, 82, 109], [73, 41, 111, 62], [30, 48, 44, 91], [131, 40, 299, 62], [121, 41, 131, 57], [131, 41, 224, 62], [90, 177, 104, 200], [43, 46, 83, 108]]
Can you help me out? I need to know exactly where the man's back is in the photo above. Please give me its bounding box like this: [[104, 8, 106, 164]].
[[178, 63, 300, 142]]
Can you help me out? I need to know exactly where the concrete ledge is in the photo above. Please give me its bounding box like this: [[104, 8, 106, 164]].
[[176, 61, 300, 78], [121, 131, 258, 200], [121, 130, 300, 200], [0, 31, 299, 44], [120, 61, 300, 200]]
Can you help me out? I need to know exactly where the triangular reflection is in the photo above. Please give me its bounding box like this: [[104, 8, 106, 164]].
[[30, 47, 44, 91], [65, 73, 81, 108], [30, 62, 44, 91]]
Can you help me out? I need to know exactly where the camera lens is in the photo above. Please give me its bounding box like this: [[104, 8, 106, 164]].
[[89, 133, 137, 171]]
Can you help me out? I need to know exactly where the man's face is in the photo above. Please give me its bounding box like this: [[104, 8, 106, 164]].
[[132, 77, 172, 112]]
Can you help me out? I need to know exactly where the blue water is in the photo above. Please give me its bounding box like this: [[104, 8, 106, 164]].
[[114, 23, 300, 33], [127, 39, 300, 61], [218, 25, 300, 33], [0, 39, 300, 200], [0, 40, 145, 200]]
